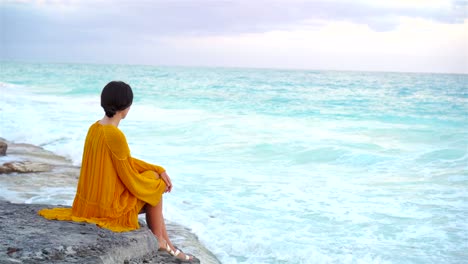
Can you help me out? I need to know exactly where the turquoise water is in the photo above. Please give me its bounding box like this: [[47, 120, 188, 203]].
[[1, 62, 467, 263]]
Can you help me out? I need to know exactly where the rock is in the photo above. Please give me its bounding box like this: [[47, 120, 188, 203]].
[[0, 138, 68, 174], [0, 141, 6, 156], [0, 161, 52, 174], [0, 200, 201, 264], [0, 139, 81, 202], [0, 138, 72, 167]]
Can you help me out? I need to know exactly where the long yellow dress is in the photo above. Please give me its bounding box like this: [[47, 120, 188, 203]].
[[38, 121, 167, 232]]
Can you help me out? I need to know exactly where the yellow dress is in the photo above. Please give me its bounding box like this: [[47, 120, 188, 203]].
[[38, 121, 167, 232]]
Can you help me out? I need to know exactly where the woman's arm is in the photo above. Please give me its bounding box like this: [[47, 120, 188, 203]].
[[113, 156, 167, 204], [131, 157, 172, 192], [131, 157, 166, 175], [104, 126, 169, 201]]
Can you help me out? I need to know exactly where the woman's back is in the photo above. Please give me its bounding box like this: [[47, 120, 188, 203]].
[[73, 122, 138, 224]]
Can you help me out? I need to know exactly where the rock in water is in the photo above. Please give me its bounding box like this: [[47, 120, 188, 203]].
[[0, 161, 52, 174], [0, 141, 7, 156]]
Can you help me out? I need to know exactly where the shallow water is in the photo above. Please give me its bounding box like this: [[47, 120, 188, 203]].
[[1, 62, 467, 263]]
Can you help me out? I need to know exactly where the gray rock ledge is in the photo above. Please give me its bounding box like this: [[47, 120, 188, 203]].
[[0, 200, 197, 264]]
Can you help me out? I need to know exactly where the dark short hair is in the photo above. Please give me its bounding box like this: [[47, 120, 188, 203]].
[[101, 81, 133, 117]]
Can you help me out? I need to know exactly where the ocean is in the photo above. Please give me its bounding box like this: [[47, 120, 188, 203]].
[[0, 61, 467, 264]]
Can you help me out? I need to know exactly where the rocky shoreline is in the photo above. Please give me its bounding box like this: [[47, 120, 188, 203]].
[[0, 138, 220, 264]]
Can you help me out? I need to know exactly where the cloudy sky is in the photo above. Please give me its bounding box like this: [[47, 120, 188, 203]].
[[2, 0, 467, 73]]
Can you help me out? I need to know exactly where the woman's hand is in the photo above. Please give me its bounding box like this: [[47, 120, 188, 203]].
[[160, 171, 173, 193]]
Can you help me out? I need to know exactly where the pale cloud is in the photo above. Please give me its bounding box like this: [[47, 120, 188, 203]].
[[158, 17, 468, 73], [4, 0, 467, 34], [362, 0, 451, 8], [1, 0, 467, 73]]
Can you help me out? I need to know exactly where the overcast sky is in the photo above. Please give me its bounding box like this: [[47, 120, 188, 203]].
[[1, 0, 467, 73]]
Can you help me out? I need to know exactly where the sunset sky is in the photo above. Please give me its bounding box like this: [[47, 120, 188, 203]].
[[2, 0, 467, 73]]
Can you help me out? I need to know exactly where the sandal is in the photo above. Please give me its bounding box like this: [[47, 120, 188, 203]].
[[158, 240, 198, 263], [172, 248, 197, 263], [158, 240, 173, 254]]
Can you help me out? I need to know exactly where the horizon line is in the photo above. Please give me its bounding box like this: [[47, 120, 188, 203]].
[[1, 59, 467, 76]]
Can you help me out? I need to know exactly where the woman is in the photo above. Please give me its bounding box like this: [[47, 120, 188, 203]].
[[39, 81, 196, 262]]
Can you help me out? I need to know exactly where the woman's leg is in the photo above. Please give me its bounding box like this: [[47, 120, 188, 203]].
[[145, 198, 174, 248], [145, 199, 193, 261]]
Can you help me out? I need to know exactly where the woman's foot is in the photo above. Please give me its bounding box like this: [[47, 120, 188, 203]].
[[158, 239, 172, 253], [158, 240, 196, 262], [171, 247, 196, 262]]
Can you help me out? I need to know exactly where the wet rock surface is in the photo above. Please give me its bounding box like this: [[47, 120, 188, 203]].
[[0, 138, 82, 203], [0, 161, 52, 174]]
